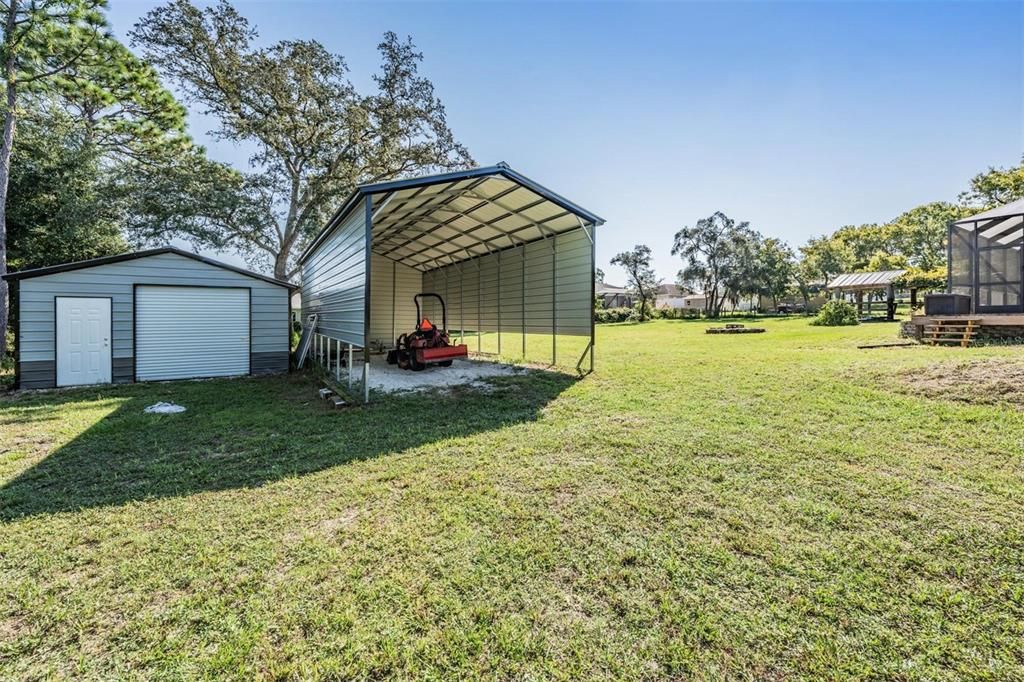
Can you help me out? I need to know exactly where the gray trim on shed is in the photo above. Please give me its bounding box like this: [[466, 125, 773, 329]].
[[6, 250, 291, 389]]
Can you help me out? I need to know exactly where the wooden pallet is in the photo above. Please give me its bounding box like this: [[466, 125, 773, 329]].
[[924, 319, 979, 348]]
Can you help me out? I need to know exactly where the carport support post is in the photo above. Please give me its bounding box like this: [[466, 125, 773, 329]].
[[363, 194, 373, 403], [590, 221, 596, 373], [552, 234, 557, 366], [493, 249, 497, 356], [521, 247, 526, 359]]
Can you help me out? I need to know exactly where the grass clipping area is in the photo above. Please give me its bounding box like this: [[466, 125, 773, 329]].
[[894, 358, 1024, 408], [1, 318, 1023, 680]]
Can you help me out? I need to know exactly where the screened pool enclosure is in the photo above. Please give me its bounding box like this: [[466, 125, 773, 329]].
[[949, 198, 1024, 313], [298, 164, 604, 400]]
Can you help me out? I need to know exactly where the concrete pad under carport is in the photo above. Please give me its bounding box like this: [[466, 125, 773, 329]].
[[360, 356, 526, 394]]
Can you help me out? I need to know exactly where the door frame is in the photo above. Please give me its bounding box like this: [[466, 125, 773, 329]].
[[54, 295, 113, 387], [132, 283, 253, 382], [975, 244, 1024, 314]]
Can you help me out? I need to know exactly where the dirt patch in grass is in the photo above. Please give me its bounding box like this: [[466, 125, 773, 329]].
[[893, 358, 1024, 408]]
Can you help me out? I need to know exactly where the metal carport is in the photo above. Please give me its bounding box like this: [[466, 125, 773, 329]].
[[298, 163, 605, 401]]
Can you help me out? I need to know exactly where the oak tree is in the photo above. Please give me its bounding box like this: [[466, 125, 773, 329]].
[[130, 0, 474, 280], [610, 245, 659, 322]]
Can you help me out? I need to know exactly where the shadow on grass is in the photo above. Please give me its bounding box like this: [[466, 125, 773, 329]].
[[0, 370, 576, 520]]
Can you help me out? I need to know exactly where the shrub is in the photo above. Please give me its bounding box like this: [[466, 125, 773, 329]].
[[810, 300, 859, 326], [594, 307, 634, 324]]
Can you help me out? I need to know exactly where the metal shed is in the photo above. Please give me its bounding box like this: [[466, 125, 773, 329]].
[[3, 248, 293, 389], [298, 163, 604, 400]]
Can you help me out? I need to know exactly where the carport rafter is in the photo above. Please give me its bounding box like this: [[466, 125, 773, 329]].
[[374, 185, 531, 261], [378, 200, 571, 269], [371, 179, 500, 243]]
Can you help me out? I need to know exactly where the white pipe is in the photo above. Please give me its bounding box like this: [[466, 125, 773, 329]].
[[363, 361, 370, 403]]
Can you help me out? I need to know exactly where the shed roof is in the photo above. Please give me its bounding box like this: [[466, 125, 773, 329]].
[[300, 163, 604, 272], [596, 283, 628, 294], [826, 270, 906, 291], [2, 247, 295, 289]]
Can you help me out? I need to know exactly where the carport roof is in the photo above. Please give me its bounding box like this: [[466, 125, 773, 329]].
[[300, 163, 605, 272]]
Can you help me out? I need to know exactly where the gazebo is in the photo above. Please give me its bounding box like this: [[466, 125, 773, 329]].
[[826, 270, 907, 321]]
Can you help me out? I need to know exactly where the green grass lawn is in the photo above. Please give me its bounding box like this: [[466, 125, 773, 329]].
[[2, 318, 1022, 680]]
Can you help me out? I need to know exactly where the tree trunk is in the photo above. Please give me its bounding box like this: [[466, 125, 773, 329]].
[[0, 0, 18, 363], [273, 244, 290, 281]]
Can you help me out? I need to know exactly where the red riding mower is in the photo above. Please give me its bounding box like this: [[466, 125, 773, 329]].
[[386, 293, 468, 371]]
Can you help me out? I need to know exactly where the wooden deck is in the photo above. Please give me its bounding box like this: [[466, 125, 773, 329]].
[[911, 313, 1024, 326], [909, 313, 1024, 347]]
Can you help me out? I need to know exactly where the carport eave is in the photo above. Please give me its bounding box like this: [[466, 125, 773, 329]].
[[297, 163, 605, 268], [361, 164, 606, 227]]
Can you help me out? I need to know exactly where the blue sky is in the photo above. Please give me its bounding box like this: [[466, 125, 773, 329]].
[[108, 1, 1024, 283]]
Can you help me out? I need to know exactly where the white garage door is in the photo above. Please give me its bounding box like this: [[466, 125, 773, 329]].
[[136, 286, 250, 381]]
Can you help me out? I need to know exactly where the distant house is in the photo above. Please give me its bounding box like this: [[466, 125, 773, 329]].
[[597, 282, 635, 308], [655, 283, 688, 309], [675, 291, 739, 313]]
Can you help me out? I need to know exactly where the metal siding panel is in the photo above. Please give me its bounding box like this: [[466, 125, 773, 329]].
[[367, 254, 421, 346], [524, 240, 554, 333], [136, 286, 250, 381], [112, 357, 133, 384], [17, 360, 56, 388], [395, 260, 422, 335], [368, 254, 395, 346], [420, 269, 441, 322], [251, 351, 289, 375], [478, 255, 499, 332], [408, 226, 593, 353], [555, 229, 592, 335], [499, 248, 524, 328], [461, 261, 480, 334], [301, 208, 366, 346]]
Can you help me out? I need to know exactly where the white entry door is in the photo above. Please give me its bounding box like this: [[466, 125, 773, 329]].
[[56, 297, 112, 387]]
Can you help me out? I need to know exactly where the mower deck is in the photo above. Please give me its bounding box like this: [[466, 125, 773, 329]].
[[417, 344, 469, 364]]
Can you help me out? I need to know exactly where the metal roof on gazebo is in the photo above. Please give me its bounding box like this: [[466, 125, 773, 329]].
[[826, 270, 907, 291]]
